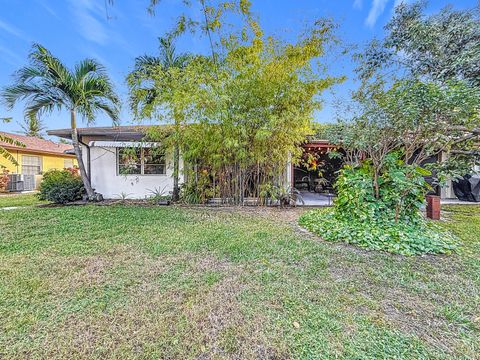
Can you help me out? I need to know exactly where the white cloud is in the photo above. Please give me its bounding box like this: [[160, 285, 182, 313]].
[[0, 43, 23, 66], [0, 19, 29, 41], [69, 0, 108, 45], [35, 0, 60, 19], [365, 0, 389, 27], [353, 0, 363, 9]]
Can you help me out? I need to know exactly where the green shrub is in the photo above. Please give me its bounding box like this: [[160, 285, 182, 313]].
[[334, 154, 431, 224], [299, 208, 458, 256], [38, 169, 85, 204], [299, 153, 458, 256]]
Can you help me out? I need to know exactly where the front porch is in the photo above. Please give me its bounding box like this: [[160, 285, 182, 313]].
[[292, 140, 343, 206], [298, 191, 335, 206]]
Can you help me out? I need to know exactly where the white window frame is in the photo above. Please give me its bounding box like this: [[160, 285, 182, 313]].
[[21, 155, 42, 175], [117, 147, 166, 176]]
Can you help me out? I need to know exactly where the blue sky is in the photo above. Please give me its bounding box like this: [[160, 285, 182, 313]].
[[0, 0, 475, 136]]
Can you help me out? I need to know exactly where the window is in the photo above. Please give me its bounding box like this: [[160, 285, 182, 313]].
[[118, 147, 166, 175], [22, 155, 42, 175], [64, 159, 74, 169], [143, 148, 166, 175]]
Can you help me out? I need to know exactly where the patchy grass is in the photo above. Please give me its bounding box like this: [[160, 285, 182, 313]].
[[0, 193, 46, 208], [0, 204, 479, 359]]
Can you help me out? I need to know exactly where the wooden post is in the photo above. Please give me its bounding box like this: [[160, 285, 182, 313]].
[[426, 195, 441, 220]]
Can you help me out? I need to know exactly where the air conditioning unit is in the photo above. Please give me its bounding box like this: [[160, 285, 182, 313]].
[[23, 175, 35, 191], [7, 174, 25, 192]]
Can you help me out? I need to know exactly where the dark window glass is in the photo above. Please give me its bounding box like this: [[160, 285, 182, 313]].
[[143, 148, 166, 175], [118, 148, 141, 175], [117, 147, 166, 175]]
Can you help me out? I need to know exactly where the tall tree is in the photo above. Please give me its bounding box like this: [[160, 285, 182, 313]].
[[2, 44, 120, 199], [353, 1, 480, 177], [18, 114, 46, 138], [357, 1, 480, 87], [128, 36, 191, 201]]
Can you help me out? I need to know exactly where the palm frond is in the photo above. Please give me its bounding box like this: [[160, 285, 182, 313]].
[[77, 75, 120, 124], [74, 58, 107, 83], [132, 55, 163, 79], [24, 94, 64, 119], [29, 43, 73, 86], [0, 131, 24, 166], [19, 113, 46, 138], [127, 35, 192, 121], [0, 146, 19, 166], [158, 36, 191, 69], [90, 99, 120, 125], [1, 43, 120, 129], [2, 83, 51, 109], [0, 133, 24, 147]]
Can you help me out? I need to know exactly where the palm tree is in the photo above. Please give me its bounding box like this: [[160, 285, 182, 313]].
[[129, 36, 191, 201], [2, 44, 120, 199], [18, 113, 46, 138]]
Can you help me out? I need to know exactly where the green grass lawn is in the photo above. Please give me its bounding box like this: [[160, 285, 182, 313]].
[[1, 204, 479, 359], [0, 193, 46, 208]]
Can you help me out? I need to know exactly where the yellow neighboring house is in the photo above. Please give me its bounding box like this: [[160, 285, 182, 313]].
[[0, 131, 77, 188]]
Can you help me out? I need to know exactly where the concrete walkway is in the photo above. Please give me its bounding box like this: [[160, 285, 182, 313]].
[[297, 192, 480, 207], [298, 191, 335, 206], [441, 199, 480, 205]]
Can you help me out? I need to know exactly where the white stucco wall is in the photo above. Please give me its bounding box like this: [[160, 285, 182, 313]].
[[87, 145, 183, 199]]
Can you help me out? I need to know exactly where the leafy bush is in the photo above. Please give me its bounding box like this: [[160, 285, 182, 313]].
[[299, 153, 458, 255], [38, 169, 85, 204], [259, 183, 304, 207], [148, 186, 172, 204], [335, 154, 431, 223], [180, 170, 215, 204], [0, 169, 9, 192], [299, 208, 457, 256]]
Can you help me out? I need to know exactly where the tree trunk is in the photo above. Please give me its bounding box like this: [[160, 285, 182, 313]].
[[373, 170, 380, 199], [172, 143, 180, 202], [71, 110, 95, 199]]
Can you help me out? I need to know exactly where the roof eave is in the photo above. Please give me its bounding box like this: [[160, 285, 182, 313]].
[[1, 145, 76, 157], [47, 127, 150, 141], [47, 129, 73, 139]]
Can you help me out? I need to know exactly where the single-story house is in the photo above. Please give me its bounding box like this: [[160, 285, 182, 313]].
[[48, 125, 459, 201], [48, 126, 181, 199], [0, 131, 77, 190]]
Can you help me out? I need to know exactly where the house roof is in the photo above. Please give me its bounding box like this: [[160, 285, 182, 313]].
[[48, 125, 152, 141], [48, 125, 332, 145], [0, 131, 74, 156]]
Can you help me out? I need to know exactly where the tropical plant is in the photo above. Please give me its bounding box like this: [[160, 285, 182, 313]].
[[299, 153, 458, 255], [114, 192, 133, 203], [358, 1, 480, 87], [259, 184, 304, 207], [129, 36, 191, 202], [353, 1, 480, 177], [147, 186, 172, 204], [258, 183, 279, 206], [38, 169, 85, 204], [19, 113, 46, 138], [0, 117, 24, 165], [276, 186, 305, 208], [179, 181, 202, 204], [2, 44, 120, 199], [125, 0, 342, 205]]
